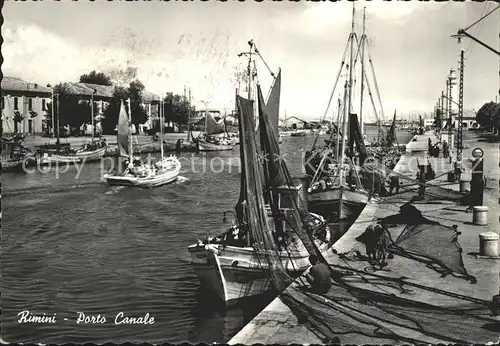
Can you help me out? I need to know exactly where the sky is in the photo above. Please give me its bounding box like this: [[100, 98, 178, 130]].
[[2, 0, 499, 121]]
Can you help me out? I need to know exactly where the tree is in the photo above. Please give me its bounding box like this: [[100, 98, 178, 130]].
[[79, 70, 113, 86], [476, 101, 498, 131], [102, 85, 128, 134], [163, 93, 194, 126], [101, 80, 149, 134], [128, 80, 148, 128], [491, 103, 500, 131], [43, 83, 94, 135]]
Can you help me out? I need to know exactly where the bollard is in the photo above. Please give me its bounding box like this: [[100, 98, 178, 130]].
[[479, 232, 499, 257], [459, 178, 470, 193], [472, 206, 489, 226]]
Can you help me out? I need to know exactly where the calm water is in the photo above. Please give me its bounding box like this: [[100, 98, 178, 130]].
[[1, 126, 413, 344]]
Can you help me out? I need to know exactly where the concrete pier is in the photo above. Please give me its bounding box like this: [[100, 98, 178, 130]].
[[228, 132, 500, 345]]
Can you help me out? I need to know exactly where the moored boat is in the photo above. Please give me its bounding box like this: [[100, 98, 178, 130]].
[[290, 130, 307, 137], [1, 133, 36, 172], [189, 48, 331, 303], [197, 137, 235, 151]]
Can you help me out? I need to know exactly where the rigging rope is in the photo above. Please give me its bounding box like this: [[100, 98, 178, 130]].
[[367, 50, 385, 122], [311, 38, 352, 150]]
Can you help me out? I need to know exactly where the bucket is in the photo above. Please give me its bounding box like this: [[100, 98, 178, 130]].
[[459, 178, 470, 193], [472, 206, 488, 226], [479, 232, 499, 257]]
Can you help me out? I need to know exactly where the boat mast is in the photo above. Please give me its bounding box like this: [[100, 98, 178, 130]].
[[204, 105, 208, 134], [160, 96, 164, 160], [359, 7, 366, 137], [187, 87, 192, 141], [346, 3, 355, 147], [339, 3, 356, 220], [128, 98, 133, 162], [335, 97, 342, 161], [91, 89, 96, 142], [56, 94, 60, 147]]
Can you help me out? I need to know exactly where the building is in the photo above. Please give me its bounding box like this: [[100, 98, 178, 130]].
[[62, 82, 159, 134], [1, 76, 52, 135], [424, 119, 435, 127], [461, 110, 478, 130], [280, 116, 315, 129]]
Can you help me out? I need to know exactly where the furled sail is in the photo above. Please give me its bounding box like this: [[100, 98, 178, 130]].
[[385, 110, 397, 147], [234, 95, 273, 250], [347, 113, 367, 165], [265, 68, 281, 143], [205, 112, 225, 135], [117, 100, 130, 158], [257, 84, 327, 263]]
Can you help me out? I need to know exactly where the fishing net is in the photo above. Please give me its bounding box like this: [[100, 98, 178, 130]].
[[281, 279, 498, 344], [235, 95, 291, 292]]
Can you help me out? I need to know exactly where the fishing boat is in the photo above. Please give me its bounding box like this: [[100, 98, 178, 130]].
[[189, 46, 331, 303], [1, 133, 36, 172], [103, 99, 181, 188], [35, 93, 108, 165], [290, 129, 307, 137], [35, 140, 107, 165], [305, 6, 374, 221], [197, 110, 235, 152]]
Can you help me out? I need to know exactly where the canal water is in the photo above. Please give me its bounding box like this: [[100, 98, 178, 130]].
[[1, 127, 413, 344]]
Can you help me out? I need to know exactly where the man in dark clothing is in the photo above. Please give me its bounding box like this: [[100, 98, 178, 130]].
[[389, 174, 400, 195], [356, 224, 377, 263], [306, 255, 332, 294]]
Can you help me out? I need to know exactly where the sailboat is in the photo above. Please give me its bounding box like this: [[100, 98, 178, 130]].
[[197, 110, 235, 151], [103, 99, 181, 188], [188, 46, 331, 303], [35, 92, 108, 165], [305, 5, 370, 221]]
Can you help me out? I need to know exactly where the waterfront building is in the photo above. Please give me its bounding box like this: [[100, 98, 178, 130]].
[[1, 76, 52, 135]]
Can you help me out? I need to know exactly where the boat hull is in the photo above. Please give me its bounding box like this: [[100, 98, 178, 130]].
[[197, 140, 234, 152], [188, 225, 331, 303], [307, 187, 369, 221], [37, 147, 107, 165], [103, 157, 181, 188]]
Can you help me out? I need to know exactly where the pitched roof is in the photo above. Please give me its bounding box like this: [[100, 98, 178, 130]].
[[64, 82, 114, 99], [1, 76, 52, 95], [142, 90, 161, 103]]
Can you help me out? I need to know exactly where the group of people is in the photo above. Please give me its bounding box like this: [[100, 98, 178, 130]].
[[427, 138, 449, 158], [80, 137, 107, 152]]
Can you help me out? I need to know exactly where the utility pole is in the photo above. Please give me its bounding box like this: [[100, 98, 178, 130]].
[[457, 49, 464, 162], [446, 77, 452, 154]]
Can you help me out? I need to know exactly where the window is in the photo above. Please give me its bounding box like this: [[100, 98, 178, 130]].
[[28, 98, 33, 111], [14, 97, 18, 110], [42, 99, 46, 111]]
